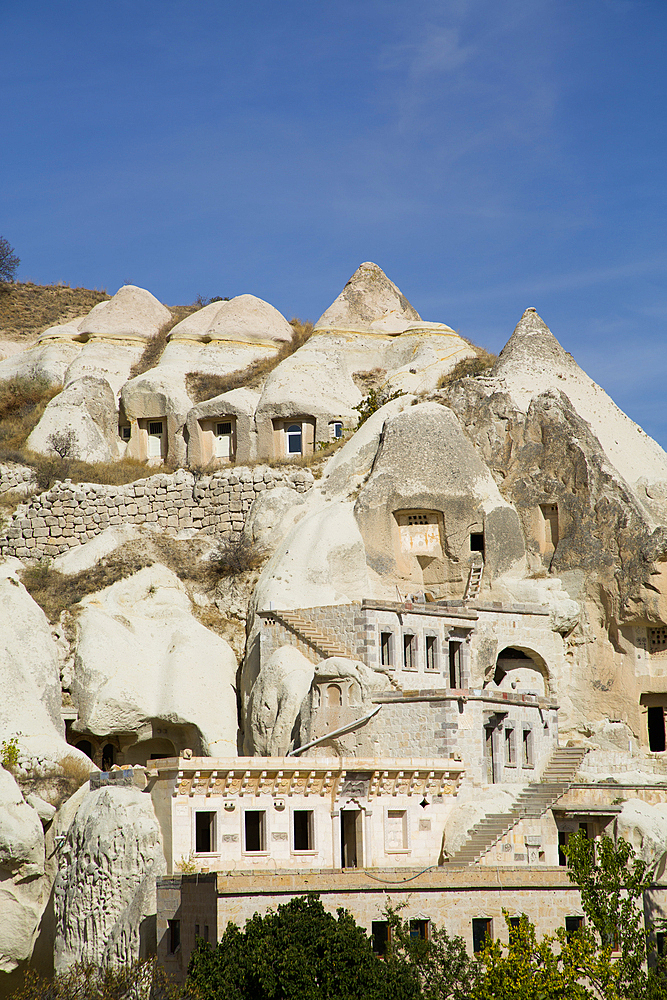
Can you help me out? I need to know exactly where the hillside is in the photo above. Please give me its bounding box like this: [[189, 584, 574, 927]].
[[0, 282, 200, 341]]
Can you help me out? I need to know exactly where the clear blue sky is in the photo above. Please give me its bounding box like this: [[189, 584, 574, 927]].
[[2, 0, 666, 448]]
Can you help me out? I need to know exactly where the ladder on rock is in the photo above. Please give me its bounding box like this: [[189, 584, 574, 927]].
[[447, 745, 588, 866], [464, 555, 484, 601], [270, 610, 357, 661]]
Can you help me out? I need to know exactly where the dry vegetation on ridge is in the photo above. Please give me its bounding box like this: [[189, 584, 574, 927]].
[[0, 282, 110, 339]]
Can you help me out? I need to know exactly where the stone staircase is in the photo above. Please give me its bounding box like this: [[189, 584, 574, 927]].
[[270, 610, 357, 660], [464, 555, 484, 601], [447, 745, 588, 866]]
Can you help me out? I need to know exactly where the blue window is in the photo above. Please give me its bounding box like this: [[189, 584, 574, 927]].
[[286, 423, 302, 454]]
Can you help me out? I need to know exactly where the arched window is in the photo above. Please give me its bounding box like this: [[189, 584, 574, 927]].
[[329, 420, 343, 441], [326, 684, 342, 707], [286, 423, 302, 454]]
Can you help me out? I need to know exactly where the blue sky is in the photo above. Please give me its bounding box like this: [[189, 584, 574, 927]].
[[2, 0, 666, 448]]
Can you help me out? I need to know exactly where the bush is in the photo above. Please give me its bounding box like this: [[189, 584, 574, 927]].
[[353, 387, 405, 428], [20, 554, 150, 621], [438, 351, 496, 388], [9, 958, 191, 1000], [211, 536, 266, 576], [1, 735, 20, 771]]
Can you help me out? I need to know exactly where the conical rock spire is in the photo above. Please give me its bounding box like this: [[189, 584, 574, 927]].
[[315, 261, 422, 333]]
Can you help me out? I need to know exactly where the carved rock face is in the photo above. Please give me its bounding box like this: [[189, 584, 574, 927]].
[[53, 785, 165, 971]]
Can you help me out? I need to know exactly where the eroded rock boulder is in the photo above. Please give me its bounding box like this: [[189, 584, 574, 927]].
[[72, 564, 239, 757], [53, 784, 166, 971], [27, 377, 120, 463]]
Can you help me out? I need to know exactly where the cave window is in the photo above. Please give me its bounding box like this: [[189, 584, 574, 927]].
[[395, 510, 442, 557], [470, 532, 485, 556], [522, 728, 534, 767], [648, 706, 666, 752], [329, 420, 343, 441], [120, 425, 131, 440], [102, 743, 115, 770], [505, 727, 516, 766], [649, 628, 667, 654], [168, 919, 180, 954]]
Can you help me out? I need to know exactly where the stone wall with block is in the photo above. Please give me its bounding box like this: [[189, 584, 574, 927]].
[[0, 465, 314, 561], [0, 462, 36, 496]]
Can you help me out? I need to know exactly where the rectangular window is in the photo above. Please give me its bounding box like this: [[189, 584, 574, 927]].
[[195, 811, 215, 853], [470, 532, 485, 555], [472, 918, 492, 953], [372, 921, 390, 956], [558, 830, 568, 867], [204, 925, 209, 943], [410, 920, 429, 941], [648, 706, 666, 752], [149, 421, 163, 436], [657, 932, 667, 957], [403, 633, 416, 670], [649, 628, 667, 653], [505, 728, 516, 765], [168, 919, 180, 955], [121, 426, 131, 440], [425, 635, 438, 671], [244, 811, 266, 852], [293, 810, 313, 851], [522, 728, 533, 767], [385, 809, 408, 851], [508, 917, 521, 938], [565, 916, 583, 941], [449, 642, 462, 688], [195, 923, 199, 939], [380, 632, 393, 667], [216, 421, 232, 436]]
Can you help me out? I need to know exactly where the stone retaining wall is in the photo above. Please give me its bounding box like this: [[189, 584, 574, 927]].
[[0, 465, 314, 561], [0, 462, 36, 496]]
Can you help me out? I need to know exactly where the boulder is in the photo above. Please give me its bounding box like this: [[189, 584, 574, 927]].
[[26, 376, 120, 463], [0, 768, 47, 973], [53, 784, 166, 970], [72, 564, 239, 757], [169, 293, 293, 344], [247, 645, 315, 755], [614, 799, 667, 874], [63, 340, 146, 396], [76, 285, 171, 341], [242, 486, 307, 549], [0, 332, 82, 388]]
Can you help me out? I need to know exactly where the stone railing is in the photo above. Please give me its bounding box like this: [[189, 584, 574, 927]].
[[0, 465, 314, 561]]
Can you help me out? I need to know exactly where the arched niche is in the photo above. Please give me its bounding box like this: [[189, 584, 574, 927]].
[[493, 646, 549, 697]]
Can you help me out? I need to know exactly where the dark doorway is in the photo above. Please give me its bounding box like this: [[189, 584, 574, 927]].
[[485, 727, 496, 783], [102, 743, 115, 770], [470, 533, 485, 556], [75, 740, 93, 760], [195, 812, 215, 853], [244, 811, 265, 852], [449, 642, 462, 688], [341, 810, 362, 868], [648, 706, 666, 752]]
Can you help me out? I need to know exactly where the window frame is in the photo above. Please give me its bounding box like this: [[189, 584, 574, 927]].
[[243, 808, 268, 855], [168, 919, 181, 955], [291, 808, 316, 854], [472, 917, 492, 953], [286, 423, 303, 455], [380, 631, 395, 668], [194, 810, 217, 855], [522, 727, 534, 768], [504, 727, 516, 767], [425, 633, 439, 672], [403, 632, 417, 671], [384, 807, 410, 854]]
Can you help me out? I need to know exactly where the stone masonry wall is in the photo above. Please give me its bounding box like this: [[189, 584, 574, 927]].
[[0, 462, 36, 496], [0, 465, 314, 561]]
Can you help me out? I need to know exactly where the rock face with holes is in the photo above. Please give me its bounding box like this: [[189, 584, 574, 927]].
[[53, 783, 166, 971]]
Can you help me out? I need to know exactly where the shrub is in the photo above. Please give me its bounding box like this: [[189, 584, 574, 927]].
[[57, 754, 94, 788], [353, 386, 405, 428], [211, 536, 266, 576], [438, 350, 497, 388], [47, 428, 77, 459], [1, 735, 20, 771], [9, 959, 191, 1000]]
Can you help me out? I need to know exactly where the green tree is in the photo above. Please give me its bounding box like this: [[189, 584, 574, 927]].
[[187, 894, 419, 1000], [565, 829, 667, 1000], [471, 913, 592, 1000], [384, 905, 479, 1000], [0, 237, 20, 284]]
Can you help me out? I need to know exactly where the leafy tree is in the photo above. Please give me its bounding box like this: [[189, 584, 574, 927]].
[[384, 906, 479, 1000], [0, 237, 20, 284], [187, 894, 419, 1000], [565, 830, 667, 1000], [471, 913, 592, 1000]]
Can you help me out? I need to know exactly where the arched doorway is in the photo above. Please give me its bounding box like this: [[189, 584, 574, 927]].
[[494, 647, 549, 697]]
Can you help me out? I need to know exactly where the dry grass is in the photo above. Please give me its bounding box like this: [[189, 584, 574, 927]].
[[57, 753, 94, 787], [128, 314, 185, 379], [211, 535, 267, 576], [20, 554, 150, 621], [0, 282, 109, 339], [30, 454, 153, 490], [437, 348, 497, 388], [0, 376, 61, 459], [186, 318, 314, 403]]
